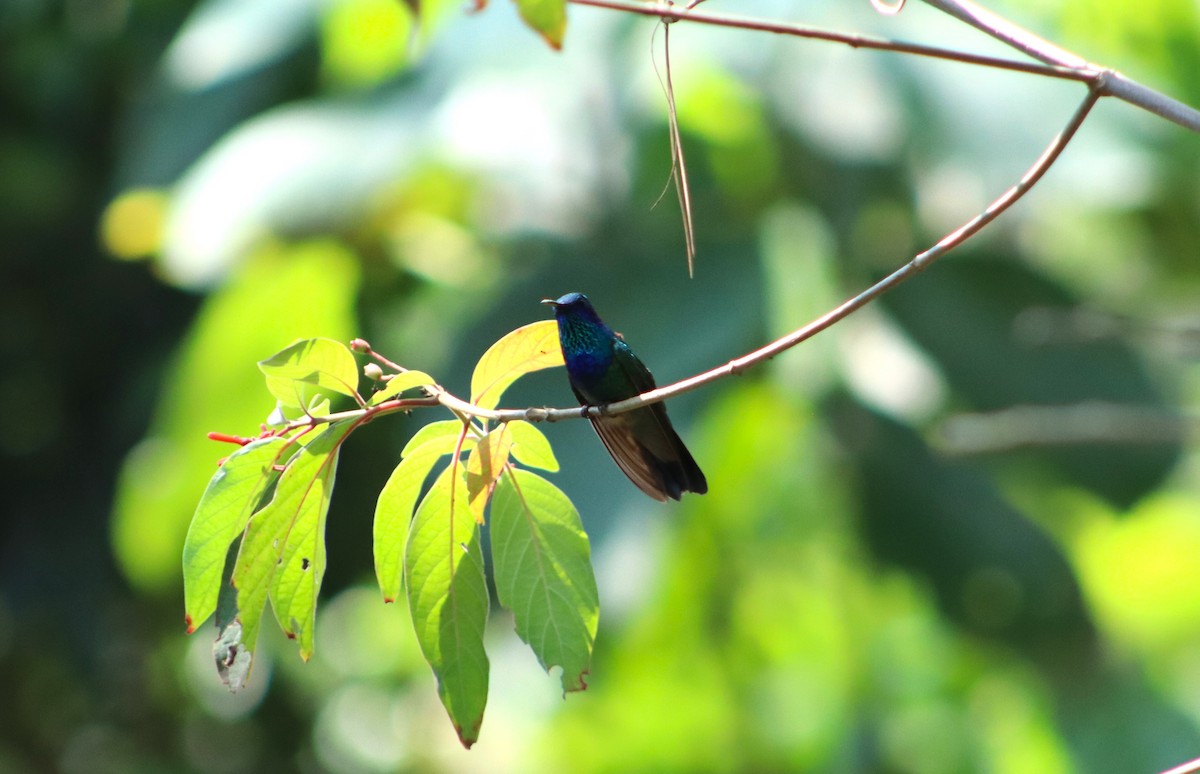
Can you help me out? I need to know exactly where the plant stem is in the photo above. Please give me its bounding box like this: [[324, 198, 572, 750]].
[[568, 0, 1092, 81]]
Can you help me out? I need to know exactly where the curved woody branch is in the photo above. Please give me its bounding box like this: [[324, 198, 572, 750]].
[[461, 0, 1191, 422], [566, 0, 1200, 133], [918, 0, 1200, 131], [325, 87, 1100, 429], [570, 0, 1094, 82], [274, 0, 1193, 434], [488, 87, 1102, 424]]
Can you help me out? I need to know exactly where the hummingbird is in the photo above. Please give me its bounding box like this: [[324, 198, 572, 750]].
[[542, 292, 707, 501]]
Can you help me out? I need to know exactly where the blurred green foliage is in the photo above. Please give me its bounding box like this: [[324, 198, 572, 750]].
[[2, 0, 1199, 771]]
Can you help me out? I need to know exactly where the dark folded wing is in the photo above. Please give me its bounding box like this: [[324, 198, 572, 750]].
[[589, 415, 672, 502], [578, 338, 707, 500]]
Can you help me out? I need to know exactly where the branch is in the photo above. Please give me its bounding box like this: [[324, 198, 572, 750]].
[[492, 87, 1100, 423], [569, 0, 1091, 82], [919, 0, 1200, 132], [457, 0, 1197, 420], [566, 0, 1200, 133], [325, 88, 1099, 428], [918, 0, 1090, 69], [251, 1, 1188, 433]]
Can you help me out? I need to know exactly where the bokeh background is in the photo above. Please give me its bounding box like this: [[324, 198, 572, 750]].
[[3, 0, 1200, 771]]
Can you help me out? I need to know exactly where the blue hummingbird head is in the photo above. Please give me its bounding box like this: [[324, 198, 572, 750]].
[[542, 292, 614, 372], [541, 293, 609, 328], [542, 292, 594, 317]]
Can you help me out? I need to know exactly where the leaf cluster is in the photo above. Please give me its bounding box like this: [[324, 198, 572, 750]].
[[182, 323, 598, 747]]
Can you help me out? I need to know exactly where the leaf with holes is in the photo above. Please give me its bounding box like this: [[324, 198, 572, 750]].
[[226, 420, 355, 679], [183, 437, 291, 633]]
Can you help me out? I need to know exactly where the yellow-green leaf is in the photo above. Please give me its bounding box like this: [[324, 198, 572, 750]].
[[513, 0, 566, 49], [491, 469, 597, 693], [259, 337, 360, 408], [183, 437, 291, 633], [114, 242, 359, 593], [507, 420, 558, 472], [228, 420, 355, 675], [470, 320, 564, 411], [406, 465, 490, 748], [374, 427, 477, 602], [368, 369, 435, 405], [403, 419, 470, 455], [465, 424, 514, 524]]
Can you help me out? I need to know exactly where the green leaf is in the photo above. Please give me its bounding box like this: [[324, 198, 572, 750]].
[[465, 424, 513, 524], [229, 419, 356, 677], [268, 454, 342, 659], [491, 469, 598, 694], [114, 242, 359, 593], [259, 337, 360, 408], [470, 320, 563, 412], [403, 419, 472, 455], [406, 465, 490, 748], [513, 0, 566, 49], [183, 437, 291, 633], [306, 394, 333, 417], [507, 420, 559, 472], [368, 369, 435, 406], [374, 425, 477, 603]]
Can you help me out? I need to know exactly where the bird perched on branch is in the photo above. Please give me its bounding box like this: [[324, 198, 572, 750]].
[[542, 292, 707, 501]]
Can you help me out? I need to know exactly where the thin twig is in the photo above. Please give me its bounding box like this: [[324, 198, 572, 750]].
[[910, 86, 1100, 269], [1101, 72, 1200, 132], [571, 0, 1196, 283], [648, 17, 697, 272], [661, 20, 697, 275], [648, 25, 678, 212]]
